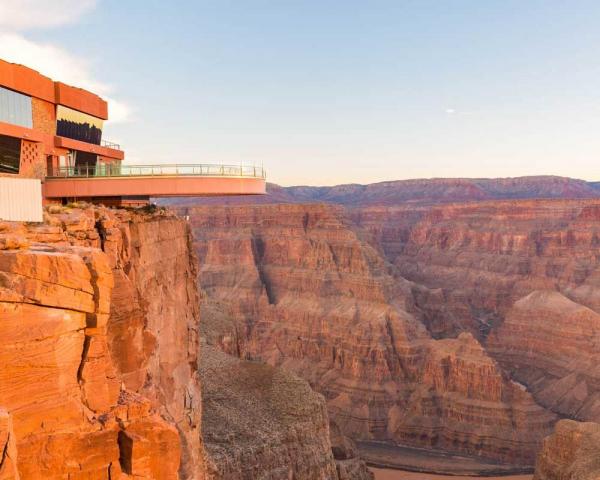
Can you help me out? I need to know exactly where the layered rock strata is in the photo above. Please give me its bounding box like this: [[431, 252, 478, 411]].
[[349, 199, 600, 426], [350, 200, 600, 339], [185, 203, 556, 465], [0, 205, 203, 479], [533, 420, 600, 480], [488, 291, 600, 421]]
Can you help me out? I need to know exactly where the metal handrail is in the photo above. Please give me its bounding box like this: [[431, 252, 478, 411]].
[[46, 163, 267, 180], [101, 140, 121, 150]]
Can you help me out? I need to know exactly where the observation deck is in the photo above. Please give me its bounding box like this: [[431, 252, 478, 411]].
[[43, 164, 266, 199]]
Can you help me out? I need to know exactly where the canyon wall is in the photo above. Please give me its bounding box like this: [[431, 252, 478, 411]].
[[182, 203, 557, 466], [0, 205, 203, 479], [0, 203, 368, 480], [164, 181, 600, 476], [350, 200, 600, 427], [533, 420, 600, 480]]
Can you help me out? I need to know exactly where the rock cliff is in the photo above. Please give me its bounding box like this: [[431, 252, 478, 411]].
[[533, 420, 600, 480], [183, 203, 556, 466], [200, 342, 372, 480], [488, 290, 600, 421], [350, 199, 600, 426], [0, 205, 203, 479], [167, 184, 600, 476]]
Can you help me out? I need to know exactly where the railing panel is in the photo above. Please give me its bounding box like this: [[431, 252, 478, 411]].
[[47, 163, 266, 180]]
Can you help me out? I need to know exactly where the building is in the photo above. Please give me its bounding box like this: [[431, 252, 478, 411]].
[[0, 59, 265, 218]]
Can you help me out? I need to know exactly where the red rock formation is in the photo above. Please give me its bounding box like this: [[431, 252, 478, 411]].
[[348, 200, 600, 337], [533, 420, 600, 480], [329, 421, 374, 480], [185, 203, 556, 465], [347, 199, 600, 428], [488, 290, 600, 420], [0, 205, 203, 479]]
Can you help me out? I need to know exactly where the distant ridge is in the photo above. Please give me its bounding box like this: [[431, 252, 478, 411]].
[[159, 175, 600, 207]]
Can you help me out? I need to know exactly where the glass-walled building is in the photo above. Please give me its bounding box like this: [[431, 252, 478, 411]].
[[0, 58, 266, 208], [0, 59, 123, 180]]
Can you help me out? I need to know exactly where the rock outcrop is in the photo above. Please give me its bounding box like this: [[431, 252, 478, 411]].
[[329, 421, 373, 480], [0, 205, 203, 479], [184, 203, 556, 466], [350, 199, 600, 427], [200, 343, 371, 480], [488, 290, 600, 420], [533, 420, 600, 480]]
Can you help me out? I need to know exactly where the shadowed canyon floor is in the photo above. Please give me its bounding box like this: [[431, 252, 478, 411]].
[[358, 442, 533, 476], [370, 469, 532, 480]]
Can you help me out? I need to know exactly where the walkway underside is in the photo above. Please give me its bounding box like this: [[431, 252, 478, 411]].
[[43, 175, 266, 198]]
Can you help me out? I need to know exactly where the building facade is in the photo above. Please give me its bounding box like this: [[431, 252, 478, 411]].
[[0, 59, 265, 211]]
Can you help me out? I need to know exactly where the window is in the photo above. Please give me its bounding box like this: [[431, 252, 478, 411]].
[[56, 105, 103, 145], [0, 86, 33, 128], [0, 134, 21, 173]]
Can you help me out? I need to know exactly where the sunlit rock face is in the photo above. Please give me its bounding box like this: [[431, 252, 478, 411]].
[[184, 203, 557, 466], [0, 206, 203, 479]]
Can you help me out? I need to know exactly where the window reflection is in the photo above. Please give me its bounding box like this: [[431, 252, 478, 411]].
[[0, 87, 33, 129], [56, 106, 103, 145], [0, 134, 21, 173]]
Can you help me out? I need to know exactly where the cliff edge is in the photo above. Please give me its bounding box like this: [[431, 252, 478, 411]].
[[0, 204, 203, 479]]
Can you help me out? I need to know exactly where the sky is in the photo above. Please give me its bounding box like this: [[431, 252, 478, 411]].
[[1, 0, 600, 186]]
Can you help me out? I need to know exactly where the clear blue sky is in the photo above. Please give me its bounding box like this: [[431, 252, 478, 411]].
[[9, 0, 600, 185]]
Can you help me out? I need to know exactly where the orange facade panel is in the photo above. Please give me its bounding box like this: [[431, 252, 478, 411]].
[[43, 176, 266, 198], [54, 82, 108, 120], [54, 136, 124, 160], [0, 120, 45, 143], [0, 59, 54, 102]]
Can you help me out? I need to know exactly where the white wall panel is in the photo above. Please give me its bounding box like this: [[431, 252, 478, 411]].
[[0, 177, 43, 222]]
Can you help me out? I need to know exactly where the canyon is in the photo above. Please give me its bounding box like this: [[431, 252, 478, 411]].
[[181, 202, 556, 467], [4, 175, 600, 478], [169, 176, 600, 476], [0, 204, 368, 480]]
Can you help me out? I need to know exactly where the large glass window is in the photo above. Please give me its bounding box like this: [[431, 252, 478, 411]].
[[0, 134, 21, 173], [0, 86, 33, 128], [56, 105, 103, 145]]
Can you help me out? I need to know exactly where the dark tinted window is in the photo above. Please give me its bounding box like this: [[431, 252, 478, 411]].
[[0, 86, 33, 128], [0, 134, 21, 173], [56, 105, 103, 145]]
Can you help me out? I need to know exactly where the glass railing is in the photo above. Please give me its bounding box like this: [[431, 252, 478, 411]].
[[101, 140, 121, 150], [46, 163, 266, 179]]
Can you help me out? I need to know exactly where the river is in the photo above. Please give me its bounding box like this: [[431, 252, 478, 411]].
[[370, 468, 533, 480]]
